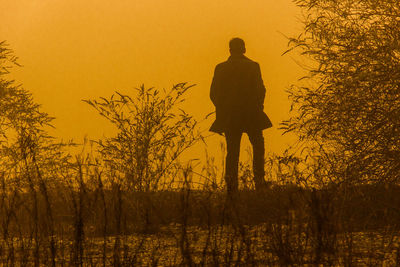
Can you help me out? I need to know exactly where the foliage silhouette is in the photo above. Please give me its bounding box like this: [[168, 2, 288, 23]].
[[84, 83, 202, 191], [282, 0, 400, 185], [0, 41, 72, 267]]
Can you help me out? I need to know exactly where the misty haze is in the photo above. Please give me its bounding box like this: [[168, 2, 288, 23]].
[[1, 0, 400, 265]]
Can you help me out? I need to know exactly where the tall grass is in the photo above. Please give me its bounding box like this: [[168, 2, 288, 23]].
[[1, 142, 400, 265]]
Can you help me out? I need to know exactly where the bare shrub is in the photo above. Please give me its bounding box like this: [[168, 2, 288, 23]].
[[282, 0, 400, 185], [84, 83, 202, 192]]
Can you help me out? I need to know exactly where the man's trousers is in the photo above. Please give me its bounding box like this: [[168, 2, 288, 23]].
[[224, 129, 266, 193]]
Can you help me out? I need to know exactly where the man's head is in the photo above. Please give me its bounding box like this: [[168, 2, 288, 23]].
[[229, 38, 246, 55]]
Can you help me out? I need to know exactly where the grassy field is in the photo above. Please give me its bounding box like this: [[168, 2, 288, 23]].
[[1, 183, 400, 266]]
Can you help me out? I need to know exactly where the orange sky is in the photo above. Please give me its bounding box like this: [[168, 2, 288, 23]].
[[1, 0, 304, 160]]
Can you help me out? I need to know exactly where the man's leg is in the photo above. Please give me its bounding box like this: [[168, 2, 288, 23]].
[[247, 130, 267, 190], [224, 131, 242, 194]]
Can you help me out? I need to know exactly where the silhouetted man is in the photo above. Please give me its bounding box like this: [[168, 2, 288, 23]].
[[210, 38, 272, 194]]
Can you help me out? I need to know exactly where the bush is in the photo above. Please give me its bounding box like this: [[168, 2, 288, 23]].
[[84, 83, 202, 191]]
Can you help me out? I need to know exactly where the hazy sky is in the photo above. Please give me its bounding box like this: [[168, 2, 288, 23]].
[[1, 0, 304, 158]]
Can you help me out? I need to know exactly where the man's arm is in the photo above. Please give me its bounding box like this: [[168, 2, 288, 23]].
[[255, 63, 266, 108], [210, 65, 220, 106]]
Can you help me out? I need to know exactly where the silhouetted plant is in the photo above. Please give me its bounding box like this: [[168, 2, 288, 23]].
[[0, 41, 71, 266], [84, 83, 202, 191], [283, 0, 400, 185]]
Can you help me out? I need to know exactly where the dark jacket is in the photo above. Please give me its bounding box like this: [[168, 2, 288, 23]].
[[209, 54, 272, 133]]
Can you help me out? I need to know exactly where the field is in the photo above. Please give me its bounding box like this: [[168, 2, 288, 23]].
[[1, 184, 400, 266]]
